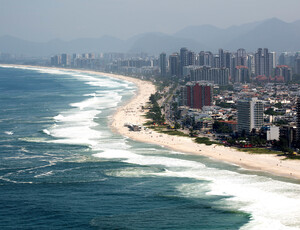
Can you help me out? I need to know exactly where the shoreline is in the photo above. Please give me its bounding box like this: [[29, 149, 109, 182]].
[[2, 64, 300, 181]]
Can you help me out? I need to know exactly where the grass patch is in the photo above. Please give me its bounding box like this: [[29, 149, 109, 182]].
[[284, 154, 300, 160], [237, 148, 300, 160], [159, 130, 189, 137], [143, 121, 154, 126], [194, 137, 219, 146], [237, 148, 280, 155]]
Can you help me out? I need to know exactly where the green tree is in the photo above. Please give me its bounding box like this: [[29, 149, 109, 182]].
[[174, 122, 181, 130]]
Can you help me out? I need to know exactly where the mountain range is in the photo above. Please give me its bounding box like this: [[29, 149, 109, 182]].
[[0, 18, 300, 57]]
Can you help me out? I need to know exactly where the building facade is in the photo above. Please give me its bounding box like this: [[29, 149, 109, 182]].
[[190, 66, 229, 85], [182, 82, 213, 109], [234, 66, 249, 83], [254, 48, 274, 77], [169, 53, 180, 77], [274, 65, 292, 82], [297, 97, 300, 146], [237, 98, 264, 134], [159, 52, 167, 77]]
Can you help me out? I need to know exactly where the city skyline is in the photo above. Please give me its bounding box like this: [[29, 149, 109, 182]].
[[1, 0, 300, 42]]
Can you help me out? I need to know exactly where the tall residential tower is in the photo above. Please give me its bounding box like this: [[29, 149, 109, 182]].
[[237, 98, 264, 134]]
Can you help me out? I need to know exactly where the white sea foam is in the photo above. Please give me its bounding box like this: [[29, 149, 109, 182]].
[[70, 92, 121, 110], [43, 129, 51, 135], [19, 137, 49, 143], [34, 171, 53, 178], [174, 166, 300, 230], [27, 68, 126, 148], [93, 146, 300, 229], [4, 131, 14, 135], [4, 65, 300, 229], [49, 107, 103, 146], [43, 74, 124, 147]]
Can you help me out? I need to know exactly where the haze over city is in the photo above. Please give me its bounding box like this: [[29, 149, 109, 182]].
[[2, 0, 300, 229], [1, 0, 300, 42]]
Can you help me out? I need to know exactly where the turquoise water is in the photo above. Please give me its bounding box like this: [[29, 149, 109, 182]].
[[1, 66, 300, 230]]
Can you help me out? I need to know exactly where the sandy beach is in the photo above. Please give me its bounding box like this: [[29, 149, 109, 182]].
[[3, 64, 300, 180], [107, 71, 300, 181]]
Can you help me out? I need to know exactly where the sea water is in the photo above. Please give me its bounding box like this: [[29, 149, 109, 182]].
[[1, 66, 300, 230]]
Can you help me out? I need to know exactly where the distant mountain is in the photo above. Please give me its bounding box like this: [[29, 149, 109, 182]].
[[173, 20, 261, 49], [128, 32, 207, 54], [0, 18, 300, 56], [0, 35, 44, 56], [174, 18, 300, 52], [224, 18, 300, 51]]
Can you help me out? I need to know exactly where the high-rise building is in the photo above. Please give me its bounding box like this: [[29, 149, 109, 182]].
[[82, 53, 89, 59], [219, 49, 225, 67], [295, 58, 300, 74], [297, 97, 300, 146], [270, 51, 276, 68], [247, 54, 255, 75], [230, 55, 236, 78], [224, 51, 231, 69], [88, 53, 95, 59], [234, 66, 249, 83], [72, 53, 81, 59], [263, 48, 271, 77], [274, 65, 292, 82], [51, 55, 61, 66], [185, 82, 213, 109], [187, 51, 196, 66], [279, 53, 287, 66], [204, 52, 214, 67], [237, 98, 264, 134], [169, 53, 180, 77], [190, 67, 229, 85], [61, 54, 70, 67], [280, 125, 297, 148], [159, 52, 167, 77], [254, 48, 273, 77], [214, 56, 220, 68], [236, 48, 247, 66], [180, 47, 189, 76], [255, 48, 263, 76], [198, 51, 205, 66]]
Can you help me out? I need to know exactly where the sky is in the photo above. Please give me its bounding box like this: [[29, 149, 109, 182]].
[[1, 0, 300, 42]]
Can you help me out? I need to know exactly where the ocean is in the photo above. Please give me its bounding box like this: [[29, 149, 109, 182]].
[[1, 66, 300, 230]]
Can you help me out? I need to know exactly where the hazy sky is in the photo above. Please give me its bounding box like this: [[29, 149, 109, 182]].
[[1, 0, 300, 42]]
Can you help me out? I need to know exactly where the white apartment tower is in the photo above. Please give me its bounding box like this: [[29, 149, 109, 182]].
[[237, 98, 264, 134]]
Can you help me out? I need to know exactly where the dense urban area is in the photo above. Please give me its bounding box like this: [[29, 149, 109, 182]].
[[2, 47, 300, 156]]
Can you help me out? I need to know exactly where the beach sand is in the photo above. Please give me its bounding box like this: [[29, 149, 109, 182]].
[[3, 64, 300, 180], [107, 71, 300, 181]]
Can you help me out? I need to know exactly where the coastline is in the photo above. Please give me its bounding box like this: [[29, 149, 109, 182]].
[[2, 64, 300, 181]]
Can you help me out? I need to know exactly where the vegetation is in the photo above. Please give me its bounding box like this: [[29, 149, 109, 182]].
[[274, 119, 288, 126], [215, 100, 236, 109], [174, 122, 181, 130], [264, 108, 284, 116], [146, 93, 165, 124], [285, 154, 300, 160], [171, 102, 181, 121], [273, 137, 294, 154], [274, 102, 283, 109], [237, 148, 280, 155], [214, 85, 234, 94], [194, 137, 219, 146], [159, 130, 189, 137], [189, 128, 197, 137], [213, 121, 233, 133], [154, 78, 172, 92]]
